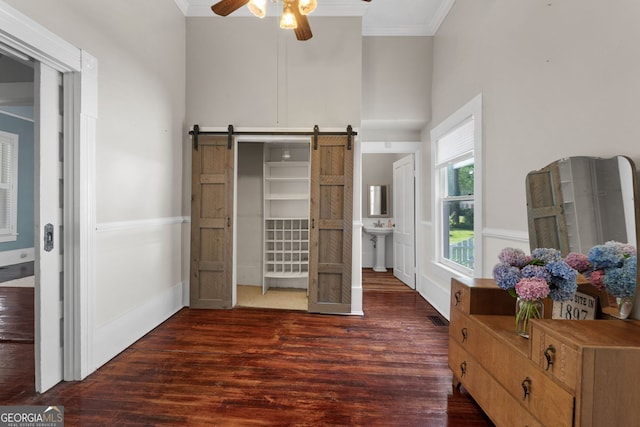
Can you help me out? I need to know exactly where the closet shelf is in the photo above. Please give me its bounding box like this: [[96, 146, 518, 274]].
[[265, 177, 309, 182], [265, 194, 309, 201], [264, 272, 309, 279], [265, 161, 309, 167], [263, 144, 310, 292]]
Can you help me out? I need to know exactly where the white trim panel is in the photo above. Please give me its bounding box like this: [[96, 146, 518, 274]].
[[96, 216, 189, 233], [0, 247, 35, 266], [92, 281, 185, 370], [483, 227, 529, 243]]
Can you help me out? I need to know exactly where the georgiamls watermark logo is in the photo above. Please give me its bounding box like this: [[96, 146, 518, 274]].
[[0, 406, 64, 426]]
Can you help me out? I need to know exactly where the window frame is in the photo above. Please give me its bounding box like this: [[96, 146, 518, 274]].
[[0, 130, 19, 242], [431, 94, 483, 277]]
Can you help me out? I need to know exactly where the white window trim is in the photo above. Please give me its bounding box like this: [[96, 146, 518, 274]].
[[431, 94, 483, 278], [0, 130, 19, 242]]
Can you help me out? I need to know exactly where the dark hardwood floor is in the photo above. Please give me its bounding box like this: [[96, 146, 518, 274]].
[[1, 269, 492, 426]]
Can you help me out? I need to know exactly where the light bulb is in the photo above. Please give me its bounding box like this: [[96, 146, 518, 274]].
[[247, 0, 267, 18], [280, 0, 298, 29], [298, 0, 317, 15]]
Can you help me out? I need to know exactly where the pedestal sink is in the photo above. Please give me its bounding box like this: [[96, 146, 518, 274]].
[[364, 226, 394, 272]]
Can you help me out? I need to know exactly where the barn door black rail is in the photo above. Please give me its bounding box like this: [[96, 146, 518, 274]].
[[189, 124, 357, 151]]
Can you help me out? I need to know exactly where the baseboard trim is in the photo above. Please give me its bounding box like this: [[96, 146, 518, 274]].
[[0, 247, 35, 266], [92, 281, 185, 370]]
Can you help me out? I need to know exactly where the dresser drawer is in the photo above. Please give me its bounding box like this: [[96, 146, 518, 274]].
[[469, 318, 575, 427], [449, 341, 543, 427], [449, 308, 472, 345], [530, 325, 579, 392], [451, 278, 515, 315], [451, 279, 471, 314]]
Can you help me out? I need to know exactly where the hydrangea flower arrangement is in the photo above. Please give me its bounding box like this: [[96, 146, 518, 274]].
[[493, 247, 578, 302], [493, 247, 579, 337], [564, 241, 637, 299]]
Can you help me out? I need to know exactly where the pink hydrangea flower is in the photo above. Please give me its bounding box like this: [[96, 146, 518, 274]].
[[515, 278, 550, 301], [565, 252, 590, 272], [588, 269, 606, 290]]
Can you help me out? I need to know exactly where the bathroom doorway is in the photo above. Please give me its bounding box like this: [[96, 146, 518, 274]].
[[361, 141, 421, 290]]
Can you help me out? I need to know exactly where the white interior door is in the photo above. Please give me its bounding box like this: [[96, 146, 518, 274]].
[[34, 62, 63, 392], [393, 154, 415, 288]]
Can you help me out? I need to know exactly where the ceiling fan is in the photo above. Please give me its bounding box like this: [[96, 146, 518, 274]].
[[211, 0, 372, 41]]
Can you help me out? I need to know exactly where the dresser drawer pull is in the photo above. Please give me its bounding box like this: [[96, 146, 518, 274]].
[[521, 377, 532, 401], [460, 361, 467, 377], [454, 290, 462, 306], [461, 328, 468, 343], [544, 344, 556, 371]]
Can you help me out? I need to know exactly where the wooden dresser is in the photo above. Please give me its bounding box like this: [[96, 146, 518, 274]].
[[448, 276, 640, 427]]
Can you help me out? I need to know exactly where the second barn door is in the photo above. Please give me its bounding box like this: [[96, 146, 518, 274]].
[[190, 135, 234, 309], [308, 135, 353, 314]]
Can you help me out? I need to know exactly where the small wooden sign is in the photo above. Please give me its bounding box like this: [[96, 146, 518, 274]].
[[552, 291, 597, 320]]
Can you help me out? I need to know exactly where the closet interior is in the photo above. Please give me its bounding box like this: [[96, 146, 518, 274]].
[[237, 140, 310, 308]]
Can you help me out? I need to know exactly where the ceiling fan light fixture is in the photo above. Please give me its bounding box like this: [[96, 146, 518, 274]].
[[298, 0, 317, 15], [247, 0, 267, 18], [280, 0, 298, 29]]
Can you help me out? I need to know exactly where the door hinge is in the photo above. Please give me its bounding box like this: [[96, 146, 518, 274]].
[[347, 124, 353, 150]]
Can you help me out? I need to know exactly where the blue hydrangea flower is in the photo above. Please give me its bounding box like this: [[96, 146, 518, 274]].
[[588, 242, 625, 269], [546, 260, 578, 302], [531, 248, 563, 264], [521, 264, 551, 282], [492, 262, 521, 290], [604, 256, 637, 298]]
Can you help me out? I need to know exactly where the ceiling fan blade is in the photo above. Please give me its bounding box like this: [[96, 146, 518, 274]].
[[293, 1, 313, 41], [211, 0, 250, 16]]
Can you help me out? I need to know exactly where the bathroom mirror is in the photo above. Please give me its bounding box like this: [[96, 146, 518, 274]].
[[526, 156, 640, 319], [368, 185, 389, 217]]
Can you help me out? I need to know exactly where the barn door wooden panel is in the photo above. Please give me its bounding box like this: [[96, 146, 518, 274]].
[[526, 163, 570, 255], [308, 136, 353, 313], [190, 136, 234, 309]]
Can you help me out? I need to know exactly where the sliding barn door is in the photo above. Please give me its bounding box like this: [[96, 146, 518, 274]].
[[308, 136, 353, 314], [190, 136, 234, 309]]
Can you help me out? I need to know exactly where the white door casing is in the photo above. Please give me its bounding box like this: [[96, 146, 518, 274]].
[[0, 1, 98, 389], [393, 154, 415, 288]]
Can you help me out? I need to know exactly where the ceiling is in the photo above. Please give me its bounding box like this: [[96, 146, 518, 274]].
[[175, 0, 455, 36]]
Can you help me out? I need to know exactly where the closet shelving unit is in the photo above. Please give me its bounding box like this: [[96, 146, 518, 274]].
[[263, 144, 310, 293]]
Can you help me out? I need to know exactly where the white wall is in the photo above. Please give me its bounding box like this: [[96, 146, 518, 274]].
[[5, 0, 187, 367], [422, 0, 640, 318], [186, 17, 362, 128], [361, 36, 433, 142]]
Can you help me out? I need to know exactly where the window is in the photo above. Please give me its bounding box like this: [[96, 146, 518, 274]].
[[431, 95, 482, 276], [0, 131, 19, 242]]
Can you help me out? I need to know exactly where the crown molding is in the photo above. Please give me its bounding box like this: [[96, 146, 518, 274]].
[[177, 0, 454, 37], [363, 24, 431, 37], [183, 0, 369, 17], [427, 0, 455, 35], [173, 0, 189, 15]]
